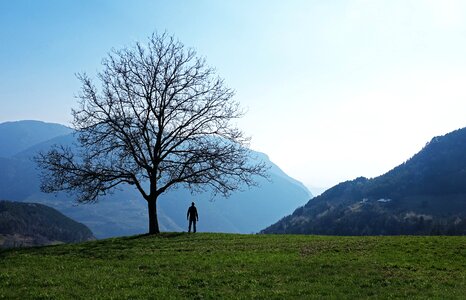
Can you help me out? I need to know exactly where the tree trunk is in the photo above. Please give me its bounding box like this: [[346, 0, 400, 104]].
[[147, 197, 160, 234]]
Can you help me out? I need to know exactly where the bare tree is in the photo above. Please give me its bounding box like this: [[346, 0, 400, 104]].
[[36, 33, 267, 234]]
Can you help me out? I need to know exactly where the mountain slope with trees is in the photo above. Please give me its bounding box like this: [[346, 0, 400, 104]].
[[0, 200, 95, 248], [262, 127, 466, 235]]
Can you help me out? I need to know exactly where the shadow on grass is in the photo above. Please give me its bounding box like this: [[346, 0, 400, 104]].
[[0, 232, 193, 258], [0, 242, 63, 257], [123, 232, 188, 240]]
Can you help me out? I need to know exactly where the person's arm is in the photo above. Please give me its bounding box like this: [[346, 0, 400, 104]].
[[196, 208, 199, 221], [187, 208, 190, 220]]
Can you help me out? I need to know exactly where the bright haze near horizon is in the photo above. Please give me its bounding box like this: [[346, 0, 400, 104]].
[[1, 1, 466, 194]]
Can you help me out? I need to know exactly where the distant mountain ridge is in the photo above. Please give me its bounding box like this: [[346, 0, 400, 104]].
[[0, 200, 95, 248], [0, 120, 72, 158], [262, 127, 466, 235], [0, 120, 311, 237]]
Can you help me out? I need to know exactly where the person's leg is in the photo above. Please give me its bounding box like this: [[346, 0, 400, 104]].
[[188, 220, 192, 233], [193, 220, 196, 233]]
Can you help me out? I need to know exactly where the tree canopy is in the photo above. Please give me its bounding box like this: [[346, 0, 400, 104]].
[[36, 32, 267, 234]]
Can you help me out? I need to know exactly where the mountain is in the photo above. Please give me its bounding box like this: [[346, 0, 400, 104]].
[[0, 120, 311, 238], [0, 200, 95, 248], [262, 127, 466, 235], [0, 120, 72, 158]]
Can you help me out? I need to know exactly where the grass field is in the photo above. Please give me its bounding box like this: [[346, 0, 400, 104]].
[[1, 233, 465, 299]]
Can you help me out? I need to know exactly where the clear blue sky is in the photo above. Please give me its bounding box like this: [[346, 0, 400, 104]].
[[2, 1, 466, 193]]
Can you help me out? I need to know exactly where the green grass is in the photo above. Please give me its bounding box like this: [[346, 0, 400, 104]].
[[1, 233, 465, 299]]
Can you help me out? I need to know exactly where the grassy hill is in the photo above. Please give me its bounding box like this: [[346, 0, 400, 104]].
[[1, 233, 465, 299]]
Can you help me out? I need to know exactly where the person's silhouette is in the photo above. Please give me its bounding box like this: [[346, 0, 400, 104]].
[[187, 202, 199, 233]]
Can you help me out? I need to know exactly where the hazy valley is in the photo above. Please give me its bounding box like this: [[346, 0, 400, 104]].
[[0, 120, 311, 239]]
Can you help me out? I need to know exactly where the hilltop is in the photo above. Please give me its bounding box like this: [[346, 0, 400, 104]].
[[0, 233, 465, 298], [263, 127, 466, 235]]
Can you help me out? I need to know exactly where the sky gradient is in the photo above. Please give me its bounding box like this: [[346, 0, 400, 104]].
[[1, 0, 466, 193]]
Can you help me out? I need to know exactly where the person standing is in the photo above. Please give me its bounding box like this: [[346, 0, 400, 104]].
[[187, 202, 199, 233]]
